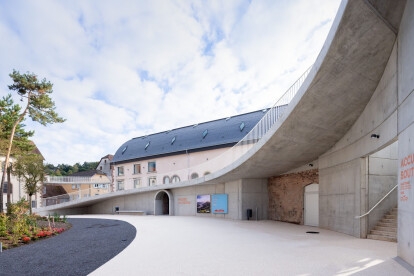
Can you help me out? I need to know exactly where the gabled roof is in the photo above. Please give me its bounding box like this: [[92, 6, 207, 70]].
[[112, 109, 269, 164]]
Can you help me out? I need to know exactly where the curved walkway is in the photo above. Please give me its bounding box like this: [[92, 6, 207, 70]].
[[0, 218, 136, 276]]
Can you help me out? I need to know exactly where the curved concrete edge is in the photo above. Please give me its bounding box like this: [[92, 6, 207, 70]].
[[35, 0, 406, 213]]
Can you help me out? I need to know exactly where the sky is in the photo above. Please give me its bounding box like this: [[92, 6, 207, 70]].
[[0, 0, 341, 165]]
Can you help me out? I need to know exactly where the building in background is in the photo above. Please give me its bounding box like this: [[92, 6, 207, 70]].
[[111, 109, 268, 191], [1, 142, 44, 210]]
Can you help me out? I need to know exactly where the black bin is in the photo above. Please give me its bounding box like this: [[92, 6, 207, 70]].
[[114, 206, 119, 213], [247, 209, 253, 220]]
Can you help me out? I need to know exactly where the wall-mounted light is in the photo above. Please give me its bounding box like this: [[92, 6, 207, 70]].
[[371, 134, 380, 139]]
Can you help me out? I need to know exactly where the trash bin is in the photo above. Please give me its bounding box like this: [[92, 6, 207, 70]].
[[114, 206, 119, 213], [247, 209, 252, 220]]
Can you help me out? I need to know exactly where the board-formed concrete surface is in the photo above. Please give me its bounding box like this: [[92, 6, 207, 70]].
[[72, 215, 412, 276]]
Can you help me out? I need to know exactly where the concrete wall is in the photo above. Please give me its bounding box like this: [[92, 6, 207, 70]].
[[367, 141, 398, 232], [87, 178, 267, 220], [397, 0, 414, 267], [319, 159, 366, 237], [319, 40, 399, 238], [268, 169, 319, 225]]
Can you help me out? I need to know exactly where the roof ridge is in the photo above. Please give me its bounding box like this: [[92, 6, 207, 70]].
[[132, 108, 269, 140]]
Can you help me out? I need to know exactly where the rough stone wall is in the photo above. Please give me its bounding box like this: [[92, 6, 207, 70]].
[[268, 169, 318, 224]]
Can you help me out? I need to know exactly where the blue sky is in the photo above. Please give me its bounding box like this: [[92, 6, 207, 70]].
[[0, 0, 340, 165]]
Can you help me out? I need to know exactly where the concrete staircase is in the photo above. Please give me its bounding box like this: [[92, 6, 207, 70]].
[[367, 207, 397, 242]]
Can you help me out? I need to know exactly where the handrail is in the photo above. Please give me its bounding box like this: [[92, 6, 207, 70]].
[[354, 184, 398, 219]]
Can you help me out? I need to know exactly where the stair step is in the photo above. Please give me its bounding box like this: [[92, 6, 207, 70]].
[[378, 222, 397, 228], [385, 214, 397, 219], [374, 226, 397, 232], [370, 230, 397, 237], [367, 234, 397, 242], [381, 218, 397, 223]]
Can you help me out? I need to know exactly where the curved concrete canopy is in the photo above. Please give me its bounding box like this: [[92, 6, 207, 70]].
[[35, 0, 407, 212]]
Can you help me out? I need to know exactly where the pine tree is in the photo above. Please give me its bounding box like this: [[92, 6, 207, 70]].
[[0, 70, 65, 213]]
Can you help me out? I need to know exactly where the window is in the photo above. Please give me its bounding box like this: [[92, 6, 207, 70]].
[[133, 178, 141, 189], [204, 171, 210, 176], [240, 122, 245, 131], [94, 184, 99, 188], [133, 164, 141, 174], [171, 136, 176, 145], [163, 176, 170, 184], [148, 177, 157, 186], [100, 166, 102, 170], [202, 129, 208, 138], [118, 166, 124, 176], [171, 175, 180, 183], [104, 160, 107, 164], [191, 173, 199, 179], [145, 141, 150, 150], [31, 200, 37, 208], [148, 161, 156, 172], [122, 146, 128, 154], [117, 180, 124, 191], [72, 184, 80, 190]]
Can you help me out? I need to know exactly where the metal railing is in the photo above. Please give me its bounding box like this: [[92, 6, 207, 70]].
[[45, 176, 111, 184], [43, 186, 110, 207], [354, 184, 398, 219], [42, 65, 313, 207], [149, 65, 313, 185]]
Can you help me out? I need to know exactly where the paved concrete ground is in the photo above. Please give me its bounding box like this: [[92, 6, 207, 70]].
[[70, 215, 412, 276], [0, 218, 136, 276]]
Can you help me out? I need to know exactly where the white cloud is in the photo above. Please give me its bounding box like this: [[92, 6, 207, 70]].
[[0, 0, 341, 164]]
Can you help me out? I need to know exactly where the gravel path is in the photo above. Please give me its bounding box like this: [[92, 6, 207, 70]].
[[0, 218, 136, 276]]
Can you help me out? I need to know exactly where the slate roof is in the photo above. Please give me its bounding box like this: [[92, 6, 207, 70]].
[[112, 109, 268, 165]]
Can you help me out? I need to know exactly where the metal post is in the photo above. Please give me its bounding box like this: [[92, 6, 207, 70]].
[[0, 242, 2, 253]]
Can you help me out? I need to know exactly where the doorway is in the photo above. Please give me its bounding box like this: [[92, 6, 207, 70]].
[[304, 183, 319, 226], [154, 190, 173, 215]]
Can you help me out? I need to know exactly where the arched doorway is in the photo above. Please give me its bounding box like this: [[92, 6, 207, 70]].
[[304, 183, 319, 227], [154, 190, 173, 216]]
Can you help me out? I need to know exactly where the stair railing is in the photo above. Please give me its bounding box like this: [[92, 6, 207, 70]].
[[354, 184, 398, 219]]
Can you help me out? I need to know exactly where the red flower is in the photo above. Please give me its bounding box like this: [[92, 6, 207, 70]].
[[23, 237, 31, 242]]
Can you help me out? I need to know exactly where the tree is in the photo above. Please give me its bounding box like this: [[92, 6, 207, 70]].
[[12, 154, 44, 214], [0, 70, 65, 213], [0, 94, 35, 212]]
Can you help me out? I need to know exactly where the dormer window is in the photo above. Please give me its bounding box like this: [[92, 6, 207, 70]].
[[240, 122, 245, 131]]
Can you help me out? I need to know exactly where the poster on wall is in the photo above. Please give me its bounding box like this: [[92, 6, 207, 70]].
[[212, 194, 228, 214], [196, 195, 211, 213]]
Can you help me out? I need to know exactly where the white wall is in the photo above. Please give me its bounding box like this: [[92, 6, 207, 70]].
[[397, 0, 414, 267]]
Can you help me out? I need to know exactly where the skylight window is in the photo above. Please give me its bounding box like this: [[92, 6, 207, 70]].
[[171, 136, 176, 145], [121, 146, 128, 154], [225, 117, 231, 121], [145, 141, 150, 150], [262, 108, 268, 113], [202, 129, 208, 138], [240, 122, 245, 131], [193, 124, 198, 128]]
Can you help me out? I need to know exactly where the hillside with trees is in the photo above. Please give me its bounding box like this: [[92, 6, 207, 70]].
[[44, 161, 99, 176]]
